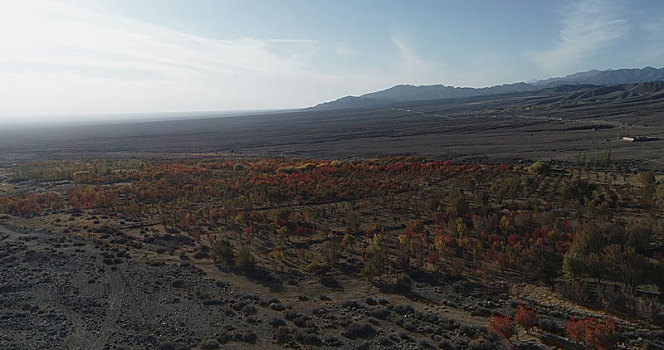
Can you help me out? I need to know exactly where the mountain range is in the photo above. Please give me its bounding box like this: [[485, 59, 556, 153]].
[[312, 66, 664, 110]]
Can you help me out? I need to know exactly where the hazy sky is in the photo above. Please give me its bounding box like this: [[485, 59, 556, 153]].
[[1, 0, 663, 122]]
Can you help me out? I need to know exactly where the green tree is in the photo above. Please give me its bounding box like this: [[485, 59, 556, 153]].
[[362, 251, 386, 280], [528, 161, 550, 175], [211, 236, 235, 266], [562, 227, 605, 280], [636, 172, 657, 207], [624, 221, 652, 254], [448, 194, 469, 218], [235, 246, 256, 270]]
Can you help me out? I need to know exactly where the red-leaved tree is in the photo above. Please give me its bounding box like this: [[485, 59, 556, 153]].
[[489, 314, 516, 343], [567, 316, 619, 350], [567, 316, 586, 343], [514, 304, 537, 334]]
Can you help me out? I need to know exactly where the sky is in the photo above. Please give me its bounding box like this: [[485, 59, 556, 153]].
[[0, 0, 663, 123]]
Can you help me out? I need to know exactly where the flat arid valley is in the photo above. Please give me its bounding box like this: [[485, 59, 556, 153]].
[[3, 1, 664, 350]]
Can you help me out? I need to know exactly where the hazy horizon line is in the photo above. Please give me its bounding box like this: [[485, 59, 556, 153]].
[[0, 108, 293, 128]]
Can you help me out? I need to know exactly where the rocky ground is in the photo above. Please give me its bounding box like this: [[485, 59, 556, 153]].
[[3, 223, 664, 349], [0, 224, 518, 350]]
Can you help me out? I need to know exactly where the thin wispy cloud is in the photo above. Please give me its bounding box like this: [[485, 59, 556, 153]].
[[334, 42, 359, 57], [528, 0, 629, 74], [0, 1, 343, 118], [0, 0, 446, 119], [390, 36, 441, 85], [1, 0, 657, 121]]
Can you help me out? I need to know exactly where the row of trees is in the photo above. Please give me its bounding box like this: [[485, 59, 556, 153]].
[[12, 159, 150, 182], [562, 221, 659, 290], [490, 305, 619, 349], [0, 192, 64, 217]]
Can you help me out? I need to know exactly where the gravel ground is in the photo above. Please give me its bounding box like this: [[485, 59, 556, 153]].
[[0, 224, 507, 350]]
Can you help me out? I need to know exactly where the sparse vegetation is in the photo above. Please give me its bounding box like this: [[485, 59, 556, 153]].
[[1, 156, 663, 348]]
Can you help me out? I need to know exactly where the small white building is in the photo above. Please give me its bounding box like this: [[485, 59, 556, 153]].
[[622, 136, 655, 142]]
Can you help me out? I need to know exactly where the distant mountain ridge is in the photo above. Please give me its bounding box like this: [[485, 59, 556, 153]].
[[312, 66, 664, 110], [533, 66, 664, 87]]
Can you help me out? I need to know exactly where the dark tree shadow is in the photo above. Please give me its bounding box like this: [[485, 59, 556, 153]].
[[321, 276, 344, 291], [242, 266, 285, 293]]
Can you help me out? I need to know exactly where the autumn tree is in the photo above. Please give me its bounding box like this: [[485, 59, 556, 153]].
[[489, 314, 516, 343], [514, 304, 537, 334], [567, 316, 619, 350]]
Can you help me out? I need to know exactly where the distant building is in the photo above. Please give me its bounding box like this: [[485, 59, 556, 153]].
[[622, 136, 655, 142]]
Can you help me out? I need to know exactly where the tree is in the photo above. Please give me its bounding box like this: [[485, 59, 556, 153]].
[[657, 184, 664, 210], [636, 172, 657, 207], [525, 240, 562, 282], [361, 251, 385, 280], [587, 317, 618, 350], [489, 314, 516, 343], [601, 245, 651, 291], [600, 150, 611, 168], [562, 179, 595, 204], [567, 316, 586, 343], [624, 221, 651, 254], [211, 236, 235, 266], [563, 226, 605, 280], [514, 304, 537, 334], [342, 233, 356, 251], [235, 246, 256, 270], [567, 316, 619, 350], [528, 161, 550, 175], [448, 194, 469, 218]]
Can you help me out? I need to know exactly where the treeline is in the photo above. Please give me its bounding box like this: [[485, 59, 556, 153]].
[[12, 159, 151, 182], [575, 150, 612, 169]]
